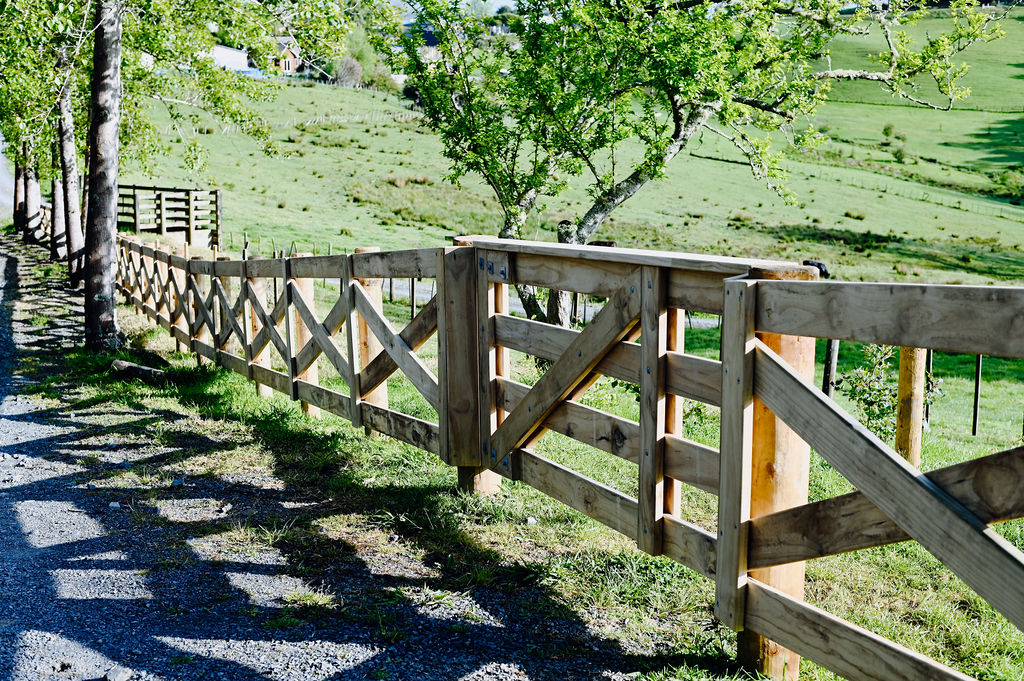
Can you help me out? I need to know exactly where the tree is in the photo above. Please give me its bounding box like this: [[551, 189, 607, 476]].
[[388, 0, 1005, 325], [2, 0, 356, 351], [83, 0, 124, 352]]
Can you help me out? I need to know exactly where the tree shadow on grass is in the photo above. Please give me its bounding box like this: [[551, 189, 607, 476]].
[[762, 222, 1024, 281]]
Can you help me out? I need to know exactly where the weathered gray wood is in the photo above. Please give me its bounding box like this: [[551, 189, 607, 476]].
[[716, 278, 757, 630], [482, 250, 638, 299], [360, 402, 440, 454], [748, 445, 1024, 569], [518, 449, 638, 540], [638, 265, 667, 555], [745, 580, 974, 681], [755, 340, 1024, 631], [290, 281, 352, 379], [757, 280, 1024, 359], [461, 235, 797, 275], [351, 247, 439, 279]]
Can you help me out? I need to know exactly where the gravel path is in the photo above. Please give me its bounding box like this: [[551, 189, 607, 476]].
[[0, 238, 654, 681]]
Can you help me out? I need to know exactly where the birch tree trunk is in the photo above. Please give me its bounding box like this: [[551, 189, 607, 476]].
[[24, 165, 41, 244], [58, 68, 85, 286], [50, 152, 66, 261], [83, 0, 124, 352], [13, 160, 25, 232]]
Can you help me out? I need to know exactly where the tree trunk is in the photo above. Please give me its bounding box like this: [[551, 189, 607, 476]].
[[499, 208, 547, 321], [83, 0, 125, 353], [58, 66, 85, 286], [50, 150, 66, 261], [13, 159, 25, 232], [24, 164, 42, 244]]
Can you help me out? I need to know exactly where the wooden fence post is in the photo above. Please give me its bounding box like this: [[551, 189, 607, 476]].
[[133, 189, 141, 235], [737, 266, 819, 681], [664, 306, 684, 518], [172, 244, 188, 352], [246, 255, 272, 398], [292, 253, 320, 418], [639, 265, 668, 554], [821, 339, 840, 397], [896, 347, 927, 466], [158, 191, 167, 236], [186, 190, 196, 246], [190, 255, 209, 366], [213, 189, 223, 249], [438, 244, 499, 494], [355, 247, 388, 436]]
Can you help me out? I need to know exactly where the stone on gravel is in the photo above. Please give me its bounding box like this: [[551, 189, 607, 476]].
[[108, 502, 121, 510], [105, 665, 133, 681]]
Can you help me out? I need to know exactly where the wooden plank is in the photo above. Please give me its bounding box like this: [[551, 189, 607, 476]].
[[494, 315, 721, 405], [217, 351, 248, 376], [497, 377, 640, 461], [460, 235, 799, 275], [246, 283, 289, 364], [288, 254, 348, 279], [756, 280, 1024, 359], [486, 282, 641, 472], [360, 402, 440, 454], [666, 269, 732, 315], [295, 381, 351, 419], [748, 445, 1024, 569], [663, 516, 717, 579], [245, 258, 286, 279], [715, 278, 757, 630], [666, 351, 722, 407], [354, 247, 387, 431], [353, 281, 440, 412], [754, 340, 1024, 631], [664, 307, 685, 519], [483, 250, 638, 298], [251, 364, 291, 395], [638, 265, 667, 555], [518, 449, 637, 540], [745, 580, 974, 681], [351, 247, 439, 279], [665, 435, 719, 494], [291, 259, 320, 418], [360, 296, 438, 396]]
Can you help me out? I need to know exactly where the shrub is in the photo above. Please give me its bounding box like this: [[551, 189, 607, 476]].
[[835, 345, 942, 442]]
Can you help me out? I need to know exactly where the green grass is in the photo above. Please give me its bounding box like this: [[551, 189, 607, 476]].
[[117, 10, 1024, 289]]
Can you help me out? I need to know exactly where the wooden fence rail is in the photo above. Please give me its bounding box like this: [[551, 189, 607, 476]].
[[116, 184, 221, 248], [115, 234, 1024, 681]]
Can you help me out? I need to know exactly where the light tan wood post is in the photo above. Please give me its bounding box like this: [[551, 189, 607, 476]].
[[638, 266, 668, 554], [737, 266, 818, 681], [172, 244, 188, 352], [216, 256, 234, 365], [293, 253, 320, 418], [247, 256, 272, 398], [440, 243, 501, 495], [664, 306, 684, 517], [355, 247, 387, 436], [896, 347, 926, 466], [190, 255, 210, 366], [155, 240, 168, 322]]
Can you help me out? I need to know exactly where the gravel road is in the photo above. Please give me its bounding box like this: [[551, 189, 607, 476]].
[[0, 239, 653, 680]]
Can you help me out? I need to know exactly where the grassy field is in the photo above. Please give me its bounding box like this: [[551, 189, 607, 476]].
[[120, 9, 1024, 289]]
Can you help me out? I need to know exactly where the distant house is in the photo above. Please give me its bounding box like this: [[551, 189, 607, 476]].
[[210, 45, 250, 71], [275, 37, 302, 74]]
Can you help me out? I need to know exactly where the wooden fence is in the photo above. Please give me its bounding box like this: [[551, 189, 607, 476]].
[[117, 184, 221, 248], [116, 234, 1024, 681]]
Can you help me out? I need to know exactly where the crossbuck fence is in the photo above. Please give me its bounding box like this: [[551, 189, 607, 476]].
[[116, 234, 1024, 681]]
